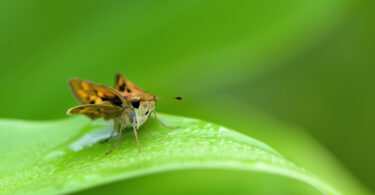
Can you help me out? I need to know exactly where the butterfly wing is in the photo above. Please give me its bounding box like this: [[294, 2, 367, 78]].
[[115, 73, 144, 94], [69, 78, 126, 108], [67, 102, 123, 120]]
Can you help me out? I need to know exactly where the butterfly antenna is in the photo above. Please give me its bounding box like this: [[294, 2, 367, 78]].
[[154, 96, 183, 100]]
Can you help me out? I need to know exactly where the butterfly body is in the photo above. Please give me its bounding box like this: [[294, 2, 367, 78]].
[[67, 73, 181, 154]]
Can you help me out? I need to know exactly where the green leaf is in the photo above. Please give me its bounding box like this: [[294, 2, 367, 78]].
[[0, 114, 339, 194]]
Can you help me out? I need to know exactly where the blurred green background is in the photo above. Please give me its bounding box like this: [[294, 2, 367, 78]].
[[0, 0, 374, 193]]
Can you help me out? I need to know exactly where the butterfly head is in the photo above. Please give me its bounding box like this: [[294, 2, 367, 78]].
[[126, 93, 182, 128], [129, 94, 156, 127]]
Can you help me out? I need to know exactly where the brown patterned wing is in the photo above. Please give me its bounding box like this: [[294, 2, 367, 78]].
[[69, 78, 126, 108], [67, 102, 123, 120], [115, 73, 144, 94]]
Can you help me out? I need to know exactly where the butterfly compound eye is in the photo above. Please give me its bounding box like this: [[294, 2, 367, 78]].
[[131, 98, 140, 109]]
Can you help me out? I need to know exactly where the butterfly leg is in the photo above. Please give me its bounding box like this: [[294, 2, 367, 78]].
[[106, 119, 124, 155], [100, 120, 118, 143], [153, 111, 179, 129], [132, 124, 141, 153]]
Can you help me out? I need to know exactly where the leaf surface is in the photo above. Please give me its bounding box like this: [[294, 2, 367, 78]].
[[0, 114, 338, 194]]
